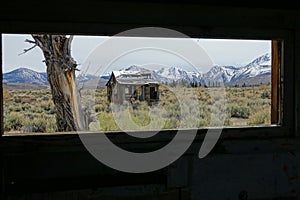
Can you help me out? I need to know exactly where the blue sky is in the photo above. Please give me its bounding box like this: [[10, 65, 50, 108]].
[[2, 34, 271, 74]]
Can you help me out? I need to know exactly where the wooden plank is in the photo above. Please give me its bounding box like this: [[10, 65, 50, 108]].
[[295, 30, 300, 137], [0, 37, 3, 137], [271, 40, 280, 124]]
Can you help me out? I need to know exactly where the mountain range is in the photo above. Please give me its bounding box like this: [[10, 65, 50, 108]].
[[3, 67, 48, 84], [104, 52, 271, 86], [3, 53, 271, 87], [153, 52, 271, 85]]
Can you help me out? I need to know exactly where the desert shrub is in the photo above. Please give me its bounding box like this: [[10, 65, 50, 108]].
[[247, 100, 265, 108], [198, 119, 209, 128], [198, 93, 212, 105], [94, 90, 107, 105], [41, 96, 50, 101], [46, 116, 57, 132], [21, 114, 52, 133], [261, 90, 271, 99], [247, 108, 270, 125], [42, 105, 51, 111], [4, 112, 24, 131], [230, 104, 250, 119], [40, 100, 53, 111], [210, 116, 227, 127], [3, 89, 12, 99], [130, 109, 151, 127], [14, 97, 21, 103], [97, 112, 120, 131], [95, 104, 103, 112], [21, 120, 46, 133], [223, 116, 233, 126], [11, 105, 22, 112], [163, 117, 180, 129], [21, 104, 31, 111]]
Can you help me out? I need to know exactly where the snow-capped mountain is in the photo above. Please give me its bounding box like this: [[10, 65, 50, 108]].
[[118, 53, 271, 84], [202, 65, 239, 83], [4, 53, 271, 86], [124, 65, 152, 73], [76, 73, 99, 82], [152, 66, 202, 83], [99, 65, 152, 80], [230, 53, 271, 82], [3, 67, 48, 84], [3, 67, 103, 85]]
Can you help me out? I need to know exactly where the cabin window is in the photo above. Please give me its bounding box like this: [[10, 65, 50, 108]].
[[125, 86, 130, 95], [150, 86, 158, 100], [1, 33, 283, 135]]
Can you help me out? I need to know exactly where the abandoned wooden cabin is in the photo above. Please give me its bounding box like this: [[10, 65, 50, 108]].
[[106, 71, 159, 104]]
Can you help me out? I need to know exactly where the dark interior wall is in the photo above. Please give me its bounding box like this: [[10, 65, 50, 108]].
[[1, 0, 299, 35], [1, 1, 300, 199]]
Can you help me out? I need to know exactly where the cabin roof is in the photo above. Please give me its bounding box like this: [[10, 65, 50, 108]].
[[113, 70, 151, 78], [106, 70, 159, 86], [117, 78, 159, 85]]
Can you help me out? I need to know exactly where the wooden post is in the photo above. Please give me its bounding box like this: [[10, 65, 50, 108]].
[[271, 40, 280, 124]]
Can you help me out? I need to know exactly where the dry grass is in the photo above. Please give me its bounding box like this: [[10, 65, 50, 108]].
[[3, 84, 271, 134]]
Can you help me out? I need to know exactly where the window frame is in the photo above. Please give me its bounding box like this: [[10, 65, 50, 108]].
[[0, 28, 294, 138]]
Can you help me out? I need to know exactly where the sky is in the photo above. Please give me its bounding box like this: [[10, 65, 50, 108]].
[[1, 34, 271, 74]]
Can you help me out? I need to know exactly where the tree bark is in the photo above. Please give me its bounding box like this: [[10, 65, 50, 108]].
[[32, 35, 86, 132]]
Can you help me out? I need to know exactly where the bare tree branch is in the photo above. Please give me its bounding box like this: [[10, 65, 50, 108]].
[[25, 39, 36, 44], [18, 38, 38, 55], [18, 44, 37, 56]]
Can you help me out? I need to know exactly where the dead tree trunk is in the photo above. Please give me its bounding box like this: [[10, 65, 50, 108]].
[[31, 34, 86, 132]]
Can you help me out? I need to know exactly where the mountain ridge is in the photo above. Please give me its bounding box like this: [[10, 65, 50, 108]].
[[3, 67, 48, 84], [3, 53, 271, 87]]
